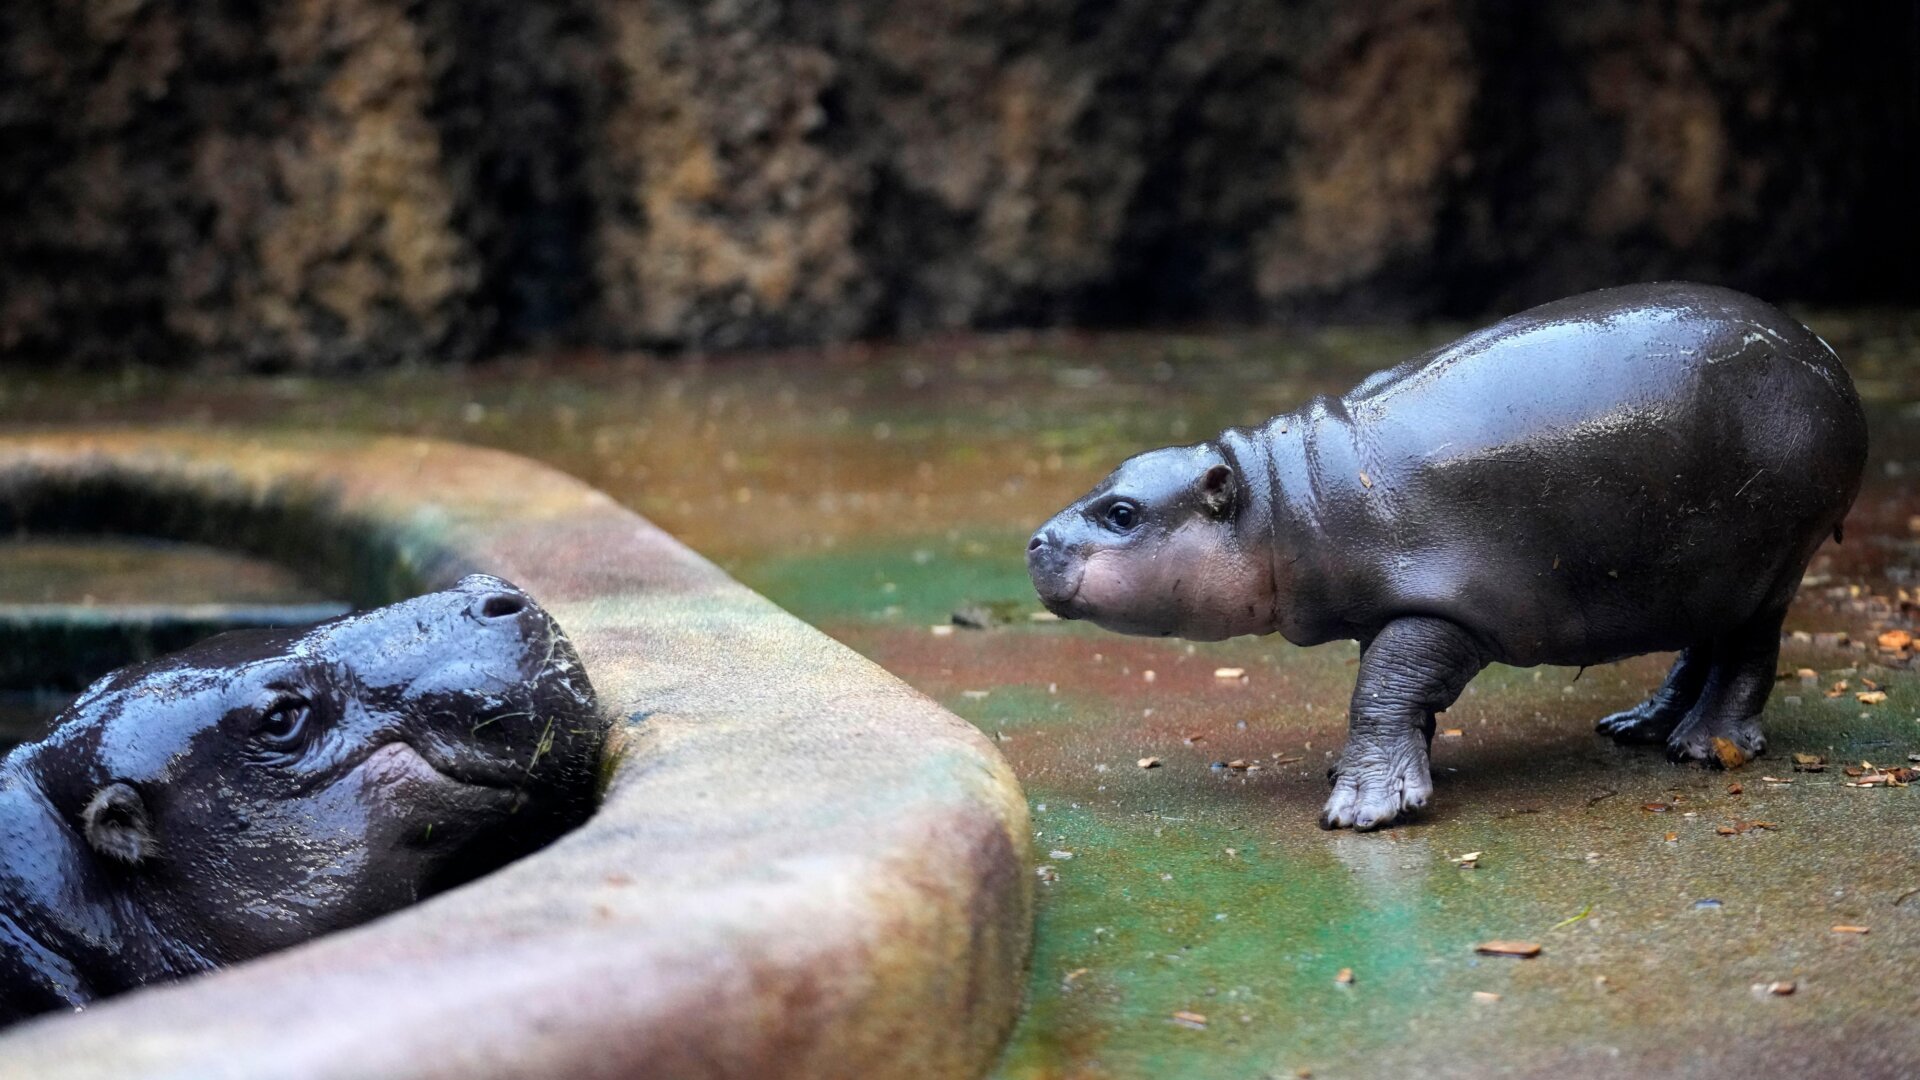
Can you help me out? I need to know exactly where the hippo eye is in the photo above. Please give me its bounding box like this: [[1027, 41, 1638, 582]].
[[257, 697, 312, 752], [1104, 501, 1139, 531]]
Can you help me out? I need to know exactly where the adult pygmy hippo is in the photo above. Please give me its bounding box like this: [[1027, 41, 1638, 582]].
[[0, 574, 603, 1023], [1029, 283, 1867, 831]]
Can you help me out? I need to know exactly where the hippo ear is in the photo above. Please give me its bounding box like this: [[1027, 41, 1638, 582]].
[[82, 783, 157, 867], [1200, 464, 1237, 517]]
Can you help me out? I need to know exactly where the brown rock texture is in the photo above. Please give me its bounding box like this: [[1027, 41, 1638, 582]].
[[0, 0, 1912, 366]]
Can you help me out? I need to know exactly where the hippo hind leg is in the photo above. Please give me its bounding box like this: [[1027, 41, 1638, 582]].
[[1322, 616, 1486, 831], [1664, 610, 1787, 768], [1596, 648, 1711, 744]]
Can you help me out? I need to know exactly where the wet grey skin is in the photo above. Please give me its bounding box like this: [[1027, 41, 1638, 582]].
[[1029, 282, 1869, 831], [0, 574, 603, 1024]]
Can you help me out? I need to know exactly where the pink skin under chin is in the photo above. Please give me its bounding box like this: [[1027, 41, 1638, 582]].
[[1073, 523, 1275, 641]]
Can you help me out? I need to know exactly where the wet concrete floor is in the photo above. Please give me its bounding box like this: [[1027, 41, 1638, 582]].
[[3, 311, 1920, 1077]]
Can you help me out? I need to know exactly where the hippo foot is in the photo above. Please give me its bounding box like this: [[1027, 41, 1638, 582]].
[[1665, 715, 1767, 768], [1595, 703, 1682, 744], [1321, 741, 1433, 831]]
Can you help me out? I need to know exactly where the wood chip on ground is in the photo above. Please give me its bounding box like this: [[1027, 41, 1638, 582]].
[[1474, 941, 1542, 958]]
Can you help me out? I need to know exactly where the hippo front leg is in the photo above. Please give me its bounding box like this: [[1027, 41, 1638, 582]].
[[1322, 617, 1486, 831]]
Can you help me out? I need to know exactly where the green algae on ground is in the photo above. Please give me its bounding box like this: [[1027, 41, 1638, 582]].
[[3, 315, 1920, 1077]]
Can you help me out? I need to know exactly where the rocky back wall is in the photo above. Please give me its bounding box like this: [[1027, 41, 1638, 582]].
[[2, 0, 1914, 369]]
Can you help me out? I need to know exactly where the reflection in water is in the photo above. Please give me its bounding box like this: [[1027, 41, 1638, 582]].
[[0, 536, 345, 755]]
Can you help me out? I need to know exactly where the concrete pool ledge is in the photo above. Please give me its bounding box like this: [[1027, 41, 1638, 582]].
[[0, 430, 1033, 1080]]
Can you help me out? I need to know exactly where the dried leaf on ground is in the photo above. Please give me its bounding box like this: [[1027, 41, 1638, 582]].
[[1712, 737, 1749, 768], [1475, 941, 1542, 958]]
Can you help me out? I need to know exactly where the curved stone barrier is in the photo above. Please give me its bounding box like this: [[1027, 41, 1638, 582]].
[[0, 431, 1032, 1080]]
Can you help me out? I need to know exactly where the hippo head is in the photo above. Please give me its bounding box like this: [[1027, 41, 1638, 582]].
[[24, 574, 602, 963], [1027, 443, 1276, 641]]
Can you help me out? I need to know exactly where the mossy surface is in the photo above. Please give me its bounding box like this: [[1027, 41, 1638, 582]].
[[5, 315, 1920, 1077]]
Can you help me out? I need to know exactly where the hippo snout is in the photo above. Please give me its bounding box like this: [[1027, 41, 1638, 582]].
[[471, 588, 527, 622], [453, 575, 538, 626], [1025, 528, 1084, 619]]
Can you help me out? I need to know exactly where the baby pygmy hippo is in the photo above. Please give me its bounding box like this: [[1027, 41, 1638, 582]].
[[1029, 283, 1867, 831], [0, 574, 603, 1023]]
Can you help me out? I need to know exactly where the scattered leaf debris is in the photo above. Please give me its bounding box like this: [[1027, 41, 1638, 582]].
[[1792, 753, 1827, 772], [1335, 968, 1354, 985], [1170, 1010, 1209, 1030], [1137, 757, 1162, 769], [1440, 728, 1464, 738], [1825, 680, 1850, 699], [1879, 630, 1913, 652], [1664, 832, 1679, 842], [1475, 940, 1542, 958], [1715, 820, 1777, 836], [1642, 802, 1673, 813], [1213, 667, 1247, 680], [1844, 763, 1917, 787], [1763, 980, 1795, 996], [1726, 782, 1743, 795], [1857, 690, 1890, 705], [1451, 851, 1483, 869], [1761, 776, 1794, 784], [1472, 991, 1502, 1003], [1832, 925, 1870, 934], [929, 624, 955, 637], [1359, 471, 1373, 489]]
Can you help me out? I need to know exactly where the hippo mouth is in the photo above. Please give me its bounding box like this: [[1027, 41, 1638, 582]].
[[1030, 565, 1087, 621], [1036, 587, 1085, 621], [362, 741, 524, 795]]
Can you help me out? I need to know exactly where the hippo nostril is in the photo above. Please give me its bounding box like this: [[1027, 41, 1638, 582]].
[[1029, 530, 1055, 553], [1028, 535, 1045, 552], [478, 593, 526, 620]]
